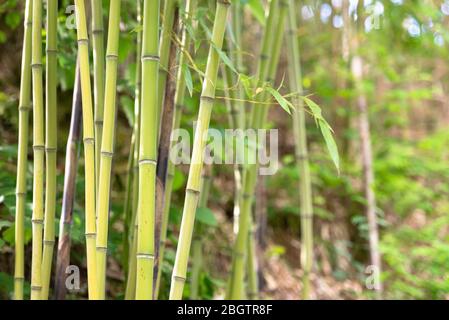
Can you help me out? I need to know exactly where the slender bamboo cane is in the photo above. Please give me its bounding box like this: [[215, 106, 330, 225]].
[[74, 0, 98, 300], [124, 0, 143, 300], [190, 166, 212, 300], [91, 0, 105, 192], [54, 62, 82, 300], [286, 0, 314, 299], [95, 0, 122, 299], [14, 0, 33, 300], [169, 0, 230, 300], [155, 0, 197, 298], [30, 0, 45, 300], [153, 7, 179, 297], [156, 0, 176, 137], [228, 0, 287, 300], [41, 0, 58, 300], [135, 0, 160, 300], [122, 141, 134, 271]]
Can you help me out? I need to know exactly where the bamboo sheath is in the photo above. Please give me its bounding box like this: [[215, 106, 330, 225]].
[[156, 0, 176, 137], [286, 0, 314, 299], [41, 0, 58, 300], [54, 62, 82, 300], [228, 0, 287, 299], [155, 0, 197, 298], [91, 0, 106, 193], [74, 0, 99, 300], [96, 0, 122, 299], [169, 0, 230, 300], [30, 0, 45, 300], [124, 0, 143, 299], [14, 0, 32, 301], [135, 0, 160, 300]]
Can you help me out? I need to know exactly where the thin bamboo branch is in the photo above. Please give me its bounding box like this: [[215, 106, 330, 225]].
[[169, 0, 230, 300], [14, 0, 32, 300]]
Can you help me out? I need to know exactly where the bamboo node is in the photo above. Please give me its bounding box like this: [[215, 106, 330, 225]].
[[32, 219, 44, 225], [15, 191, 26, 197], [200, 95, 215, 103], [92, 29, 104, 35], [96, 246, 107, 253], [31, 285, 42, 291], [136, 253, 155, 260], [77, 38, 89, 45], [14, 277, 25, 281], [46, 49, 58, 54], [106, 54, 119, 60], [19, 105, 31, 111], [33, 145, 45, 151], [45, 147, 57, 153], [173, 275, 186, 283], [44, 240, 55, 245], [296, 153, 309, 161], [260, 53, 269, 60], [186, 188, 201, 195], [101, 151, 114, 158], [141, 54, 160, 62], [300, 213, 313, 219], [242, 193, 252, 200], [84, 138, 95, 145], [139, 159, 157, 166], [85, 233, 96, 238], [217, 0, 231, 5], [31, 63, 43, 69], [167, 173, 175, 179]]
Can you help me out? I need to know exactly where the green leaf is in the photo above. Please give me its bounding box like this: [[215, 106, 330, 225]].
[[319, 119, 340, 173], [120, 95, 134, 127], [266, 87, 292, 115], [246, 0, 266, 26], [212, 43, 238, 74], [196, 207, 217, 227], [172, 168, 186, 192], [183, 64, 194, 97]]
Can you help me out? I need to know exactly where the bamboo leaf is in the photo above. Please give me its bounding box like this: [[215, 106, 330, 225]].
[[266, 87, 292, 115], [183, 63, 194, 97], [212, 42, 238, 74], [196, 207, 218, 227], [245, 0, 266, 25], [319, 119, 340, 173]]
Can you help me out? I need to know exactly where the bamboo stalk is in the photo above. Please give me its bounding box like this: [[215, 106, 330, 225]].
[[135, 0, 160, 300], [155, 0, 197, 298], [190, 166, 212, 300], [169, 0, 230, 300], [228, 0, 287, 300], [41, 0, 58, 300], [54, 62, 82, 300], [95, 0, 122, 299], [156, 0, 177, 136], [14, 0, 32, 300], [286, 0, 314, 299], [153, 7, 179, 297], [91, 0, 105, 192], [124, 0, 143, 301], [74, 0, 98, 300], [30, 0, 45, 300]]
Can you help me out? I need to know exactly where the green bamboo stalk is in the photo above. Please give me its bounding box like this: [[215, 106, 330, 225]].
[[169, 0, 230, 300], [155, 0, 197, 298], [91, 0, 105, 192], [74, 0, 99, 300], [95, 0, 122, 299], [124, 1, 143, 299], [14, 0, 32, 300], [41, 0, 58, 300], [30, 0, 45, 301], [135, 0, 160, 300], [286, 0, 314, 299], [246, 221, 258, 299], [156, 0, 176, 136], [228, 0, 287, 300], [190, 166, 212, 300], [122, 141, 134, 271]]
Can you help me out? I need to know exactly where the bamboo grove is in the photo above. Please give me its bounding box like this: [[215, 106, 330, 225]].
[[11, 0, 360, 300]]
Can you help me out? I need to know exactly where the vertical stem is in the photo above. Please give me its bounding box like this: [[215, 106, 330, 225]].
[[30, 0, 45, 301], [95, 0, 122, 299], [14, 0, 32, 300], [41, 0, 58, 300], [169, 0, 230, 300], [286, 0, 314, 299], [124, 0, 143, 301], [55, 62, 82, 300], [228, 0, 287, 300], [135, 0, 160, 300], [74, 0, 98, 300], [156, 0, 177, 137], [91, 0, 105, 193], [154, 7, 179, 297], [155, 0, 197, 298]]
